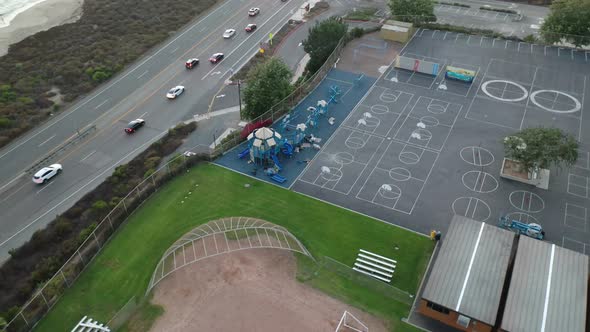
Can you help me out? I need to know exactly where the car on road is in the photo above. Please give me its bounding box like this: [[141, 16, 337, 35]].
[[248, 8, 260, 16], [245, 24, 257, 32], [185, 58, 199, 69], [32, 164, 62, 184], [166, 86, 185, 99], [209, 53, 224, 63], [124, 119, 146, 134], [223, 29, 236, 39]]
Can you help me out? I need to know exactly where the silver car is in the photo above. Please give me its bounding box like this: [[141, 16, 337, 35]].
[[223, 29, 236, 39], [32, 164, 62, 184], [166, 86, 185, 99]]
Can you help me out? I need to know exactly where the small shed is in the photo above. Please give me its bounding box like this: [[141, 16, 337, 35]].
[[380, 20, 414, 43], [419, 215, 515, 332], [500, 236, 589, 332]]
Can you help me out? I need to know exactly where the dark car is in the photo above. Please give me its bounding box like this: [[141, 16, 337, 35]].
[[209, 53, 224, 64], [124, 119, 145, 134], [245, 24, 257, 32], [185, 58, 199, 69]]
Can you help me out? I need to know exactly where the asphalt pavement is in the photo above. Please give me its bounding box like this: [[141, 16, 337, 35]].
[[0, 0, 304, 261]]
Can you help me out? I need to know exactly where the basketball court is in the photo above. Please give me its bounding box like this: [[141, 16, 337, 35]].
[[292, 29, 590, 255]]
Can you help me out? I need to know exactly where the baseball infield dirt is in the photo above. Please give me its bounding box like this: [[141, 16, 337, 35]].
[[149, 249, 389, 331]]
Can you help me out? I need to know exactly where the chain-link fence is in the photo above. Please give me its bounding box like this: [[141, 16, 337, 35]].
[[3, 147, 213, 332], [212, 36, 349, 157], [319, 256, 415, 305]]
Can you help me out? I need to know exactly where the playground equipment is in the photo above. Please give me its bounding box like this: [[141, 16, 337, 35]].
[[445, 66, 476, 83], [498, 215, 545, 240], [246, 127, 284, 166]]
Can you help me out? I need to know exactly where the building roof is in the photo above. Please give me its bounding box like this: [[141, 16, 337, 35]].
[[422, 215, 514, 325], [501, 236, 589, 332]]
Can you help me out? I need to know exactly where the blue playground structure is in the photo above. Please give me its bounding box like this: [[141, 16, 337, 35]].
[[498, 214, 545, 240]]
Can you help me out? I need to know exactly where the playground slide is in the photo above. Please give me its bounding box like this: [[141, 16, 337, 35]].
[[271, 154, 282, 171], [445, 66, 475, 83], [282, 143, 294, 157], [238, 148, 249, 159]]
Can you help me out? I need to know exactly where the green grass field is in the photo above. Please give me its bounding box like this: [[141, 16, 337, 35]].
[[34, 163, 433, 331]]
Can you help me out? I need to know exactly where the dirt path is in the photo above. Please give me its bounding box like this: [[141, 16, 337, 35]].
[[150, 249, 389, 331]]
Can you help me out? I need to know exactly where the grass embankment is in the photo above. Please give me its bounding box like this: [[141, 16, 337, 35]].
[[34, 164, 433, 331]]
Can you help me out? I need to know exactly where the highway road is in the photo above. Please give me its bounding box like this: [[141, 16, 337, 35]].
[[0, 0, 304, 261]]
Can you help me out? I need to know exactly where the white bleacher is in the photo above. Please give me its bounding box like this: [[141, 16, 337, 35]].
[[353, 249, 397, 283]]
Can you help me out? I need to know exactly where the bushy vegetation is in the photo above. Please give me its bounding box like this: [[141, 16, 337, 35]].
[[388, 0, 436, 24], [541, 0, 590, 47], [344, 8, 379, 21], [0, 122, 197, 322], [0, 0, 218, 148], [303, 16, 348, 75], [435, 1, 470, 8], [241, 58, 293, 120]]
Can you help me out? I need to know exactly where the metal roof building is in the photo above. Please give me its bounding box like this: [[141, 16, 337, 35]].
[[501, 236, 589, 332], [421, 215, 515, 328]]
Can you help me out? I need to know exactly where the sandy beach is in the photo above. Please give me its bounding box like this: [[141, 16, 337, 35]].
[[0, 0, 84, 56]]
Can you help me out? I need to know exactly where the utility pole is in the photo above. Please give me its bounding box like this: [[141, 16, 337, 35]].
[[237, 80, 242, 115]]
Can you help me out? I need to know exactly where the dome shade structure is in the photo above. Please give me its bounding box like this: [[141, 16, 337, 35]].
[[247, 127, 284, 165]]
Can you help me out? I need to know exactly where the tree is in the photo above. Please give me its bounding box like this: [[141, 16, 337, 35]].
[[302, 16, 348, 75], [541, 0, 590, 47], [242, 57, 293, 120], [388, 0, 436, 24], [503, 127, 578, 173]]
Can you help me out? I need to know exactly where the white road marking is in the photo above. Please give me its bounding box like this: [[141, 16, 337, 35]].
[[0, 131, 166, 248], [0, 182, 27, 203], [0, 0, 234, 163], [37, 134, 56, 147], [201, 3, 291, 81], [0, 173, 24, 194], [36, 181, 55, 194], [137, 70, 148, 79], [94, 99, 109, 109], [170, 47, 179, 53], [139, 112, 148, 119], [80, 150, 96, 162]]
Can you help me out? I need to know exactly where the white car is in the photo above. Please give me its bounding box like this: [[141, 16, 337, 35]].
[[32, 164, 62, 184], [166, 86, 185, 99], [223, 29, 236, 39], [248, 8, 260, 16]]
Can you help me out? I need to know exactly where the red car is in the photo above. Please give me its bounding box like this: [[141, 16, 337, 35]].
[[185, 58, 199, 69], [245, 24, 257, 32], [209, 53, 224, 64]]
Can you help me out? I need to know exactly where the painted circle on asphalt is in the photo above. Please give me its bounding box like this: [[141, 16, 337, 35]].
[[462, 171, 499, 193], [358, 115, 379, 128], [333, 152, 354, 165], [460, 146, 495, 166], [530, 90, 582, 114], [427, 103, 446, 114], [509, 190, 545, 213], [380, 91, 399, 103], [399, 151, 421, 165], [452, 197, 491, 222], [482, 80, 528, 102], [371, 104, 390, 114], [419, 116, 440, 127], [345, 136, 366, 149], [320, 167, 343, 181], [379, 184, 402, 200], [389, 167, 412, 181]]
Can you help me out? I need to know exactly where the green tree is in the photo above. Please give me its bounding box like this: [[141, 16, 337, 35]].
[[302, 16, 348, 75], [541, 0, 590, 47], [242, 57, 293, 120], [503, 127, 578, 173], [388, 0, 436, 24]]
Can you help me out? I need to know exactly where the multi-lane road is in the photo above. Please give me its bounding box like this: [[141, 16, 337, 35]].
[[0, 0, 304, 261]]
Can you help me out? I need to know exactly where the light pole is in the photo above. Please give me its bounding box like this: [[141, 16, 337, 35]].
[[237, 80, 242, 115]]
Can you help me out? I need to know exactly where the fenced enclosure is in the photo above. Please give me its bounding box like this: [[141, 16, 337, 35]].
[[3, 146, 213, 332], [213, 36, 348, 156]]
